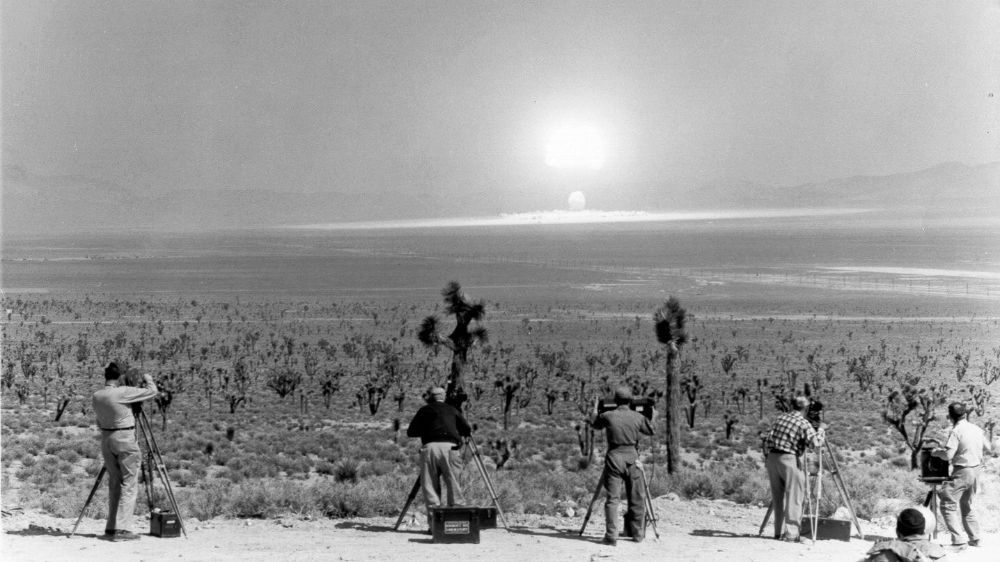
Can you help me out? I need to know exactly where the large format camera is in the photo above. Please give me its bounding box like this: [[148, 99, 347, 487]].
[[595, 397, 656, 420], [919, 439, 950, 480]]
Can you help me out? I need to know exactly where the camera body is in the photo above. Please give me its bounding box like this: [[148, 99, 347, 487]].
[[805, 399, 824, 429], [919, 439, 951, 480], [595, 397, 656, 420]]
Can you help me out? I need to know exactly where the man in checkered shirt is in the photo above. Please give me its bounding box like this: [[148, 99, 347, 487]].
[[764, 396, 824, 542]]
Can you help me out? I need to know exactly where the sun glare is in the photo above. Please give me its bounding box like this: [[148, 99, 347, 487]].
[[544, 123, 606, 170]]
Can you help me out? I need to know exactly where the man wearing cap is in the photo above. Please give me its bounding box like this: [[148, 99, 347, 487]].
[[763, 396, 824, 542], [591, 386, 655, 545], [934, 402, 992, 549], [92, 362, 158, 541], [406, 386, 472, 527], [864, 507, 947, 561]]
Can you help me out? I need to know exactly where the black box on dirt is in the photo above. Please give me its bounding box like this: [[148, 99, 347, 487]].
[[800, 517, 850, 541], [430, 506, 480, 544], [476, 506, 497, 529], [150, 510, 181, 538]]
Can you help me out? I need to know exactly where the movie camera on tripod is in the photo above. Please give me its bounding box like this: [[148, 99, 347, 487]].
[[70, 369, 186, 539], [594, 396, 657, 420]]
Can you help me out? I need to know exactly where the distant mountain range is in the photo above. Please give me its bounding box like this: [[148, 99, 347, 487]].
[[2, 161, 997, 235]]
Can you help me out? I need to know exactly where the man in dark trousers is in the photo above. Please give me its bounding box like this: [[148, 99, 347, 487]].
[[406, 386, 472, 528], [92, 362, 158, 541], [764, 396, 824, 542], [592, 386, 655, 545]]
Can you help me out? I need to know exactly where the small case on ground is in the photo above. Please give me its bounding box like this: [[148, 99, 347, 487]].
[[150, 510, 181, 538], [430, 506, 480, 544], [476, 506, 497, 529], [800, 517, 851, 541]]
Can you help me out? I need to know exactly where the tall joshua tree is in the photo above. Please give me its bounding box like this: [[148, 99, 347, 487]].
[[418, 281, 488, 411], [654, 296, 688, 474]]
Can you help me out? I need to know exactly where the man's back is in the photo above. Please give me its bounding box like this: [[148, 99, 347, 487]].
[[93, 384, 157, 429], [406, 401, 471, 445], [594, 406, 654, 451]]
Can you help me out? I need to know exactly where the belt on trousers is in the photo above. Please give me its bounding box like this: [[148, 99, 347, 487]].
[[769, 449, 796, 456], [100, 426, 134, 431]]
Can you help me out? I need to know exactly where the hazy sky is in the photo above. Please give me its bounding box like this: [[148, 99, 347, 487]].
[[3, 1, 998, 204]]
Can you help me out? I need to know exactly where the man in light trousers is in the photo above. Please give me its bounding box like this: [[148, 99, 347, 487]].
[[92, 362, 158, 541]]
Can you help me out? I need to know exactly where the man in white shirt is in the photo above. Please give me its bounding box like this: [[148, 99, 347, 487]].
[[92, 362, 158, 541], [935, 402, 992, 549]]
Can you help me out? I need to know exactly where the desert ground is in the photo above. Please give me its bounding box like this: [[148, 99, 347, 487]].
[[4, 472, 1000, 562]]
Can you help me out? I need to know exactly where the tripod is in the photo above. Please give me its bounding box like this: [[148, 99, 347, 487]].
[[393, 437, 509, 532], [579, 459, 659, 540], [758, 439, 863, 541], [69, 409, 186, 538], [919, 477, 950, 540]]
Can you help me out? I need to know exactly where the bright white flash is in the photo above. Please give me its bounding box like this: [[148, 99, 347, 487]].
[[544, 124, 606, 170]]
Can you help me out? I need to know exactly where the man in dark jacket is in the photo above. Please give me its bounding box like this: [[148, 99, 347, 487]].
[[592, 386, 655, 545], [407, 386, 472, 525]]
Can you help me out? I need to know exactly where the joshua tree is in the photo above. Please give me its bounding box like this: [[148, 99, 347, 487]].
[[654, 296, 687, 474], [417, 281, 488, 411]]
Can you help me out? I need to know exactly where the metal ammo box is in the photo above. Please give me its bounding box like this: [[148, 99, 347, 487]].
[[800, 517, 851, 541], [430, 506, 481, 544], [150, 510, 182, 538], [476, 506, 497, 529]]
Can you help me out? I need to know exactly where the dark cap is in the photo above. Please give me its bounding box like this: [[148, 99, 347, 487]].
[[104, 362, 121, 380], [613, 386, 633, 404], [896, 508, 925, 537]]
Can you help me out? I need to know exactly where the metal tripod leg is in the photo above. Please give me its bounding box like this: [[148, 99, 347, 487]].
[[467, 438, 509, 531], [758, 502, 773, 536], [69, 466, 106, 537], [822, 440, 863, 538], [393, 477, 422, 531], [136, 411, 187, 538], [579, 474, 604, 536]]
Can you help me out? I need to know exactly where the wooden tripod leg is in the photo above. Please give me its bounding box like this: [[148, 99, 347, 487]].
[[823, 441, 863, 538], [635, 463, 659, 540], [579, 476, 604, 536], [467, 439, 509, 531], [393, 477, 422, 531], [69, 466, 106, 537], [138, 411, 188, 538]]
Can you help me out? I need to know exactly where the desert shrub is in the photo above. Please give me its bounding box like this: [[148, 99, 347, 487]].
[[228, 481, 277, 518], [334, 459, 360, 483], [315, 461, 335, 475], [676, 471, 721, 499], [358, 459, 394, 478], [57, 448, 80, 464], [21, 453, 37, 467], [182, 478, 232, 520]]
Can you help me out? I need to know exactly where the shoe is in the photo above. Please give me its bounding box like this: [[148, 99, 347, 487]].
[[104, 529, 116, 537], [113, 530, 141, 541], [633, 536, 645, 544], [968, 539, 980, 547], [602, 536, 617, 546], [947, 543, 967, 552], [780, 535, 802, 543]]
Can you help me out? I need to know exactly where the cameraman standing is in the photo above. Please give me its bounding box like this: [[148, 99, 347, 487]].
[[763, 396, 823, 542], [406, 386, 471, 529], [92, 362, 157, 541], [591, 386, 655, 546], [935, 402, 991, 550]]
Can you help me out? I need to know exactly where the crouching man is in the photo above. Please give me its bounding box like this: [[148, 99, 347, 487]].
[[591, 386, 655, 546], [406, 386, 471, 529], [92, 362, 158, 541]]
